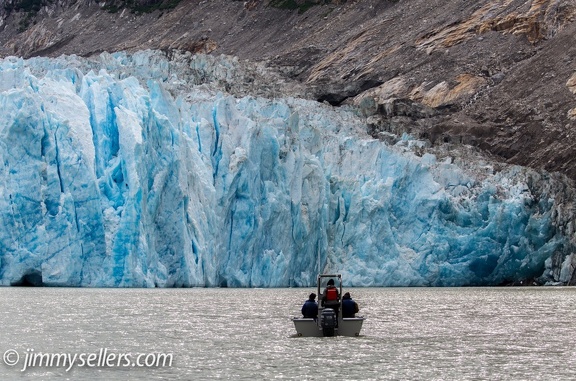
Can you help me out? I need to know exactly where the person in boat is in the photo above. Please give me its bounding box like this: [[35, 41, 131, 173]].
[[321, 278, 340, 317], [341, 292, 359, 318], [301, 293, 318, 318]]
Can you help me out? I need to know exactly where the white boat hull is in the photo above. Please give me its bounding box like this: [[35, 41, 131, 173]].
[[292, 317, 364, 337]]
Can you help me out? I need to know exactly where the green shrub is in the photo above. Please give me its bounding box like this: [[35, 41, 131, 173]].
[[269, 0, 318, 14], [103, 0, 182, 14]]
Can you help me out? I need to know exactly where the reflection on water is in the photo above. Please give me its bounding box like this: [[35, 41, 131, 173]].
[[0, 287, 575, 380]]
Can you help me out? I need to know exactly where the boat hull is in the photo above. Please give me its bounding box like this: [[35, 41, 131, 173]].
[[292, 317, 364, 337]]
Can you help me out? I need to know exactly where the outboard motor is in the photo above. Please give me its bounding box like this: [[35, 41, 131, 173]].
[[320, 308, 337, 337]]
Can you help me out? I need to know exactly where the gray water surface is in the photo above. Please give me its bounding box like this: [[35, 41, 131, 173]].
[[0, 287, 575, 380]]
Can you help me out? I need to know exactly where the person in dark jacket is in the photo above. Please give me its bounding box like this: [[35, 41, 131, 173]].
[[341, 292, 359, 318], [301, 293, 318, 318]]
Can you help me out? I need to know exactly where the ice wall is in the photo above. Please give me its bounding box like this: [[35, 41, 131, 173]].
[[0, 50, 573, 287]]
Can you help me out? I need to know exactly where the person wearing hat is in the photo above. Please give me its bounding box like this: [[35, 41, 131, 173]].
[[321, 278, 340, 318], [301, 292, 318, 318], [321, 279, 339, 305], [341, 292, 359, 318]]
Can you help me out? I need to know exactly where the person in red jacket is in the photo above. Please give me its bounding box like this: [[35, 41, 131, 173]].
[[321, 278, 340, 318]]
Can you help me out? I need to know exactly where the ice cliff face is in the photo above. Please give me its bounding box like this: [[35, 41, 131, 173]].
[[0, 50, 574, 287]]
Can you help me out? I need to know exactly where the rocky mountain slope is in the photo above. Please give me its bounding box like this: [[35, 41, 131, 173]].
[[1, 0, 576, 285], [1, 0, 575, 183]]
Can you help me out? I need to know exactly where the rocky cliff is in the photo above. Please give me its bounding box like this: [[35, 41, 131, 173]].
[[1, 0, 575, 181]]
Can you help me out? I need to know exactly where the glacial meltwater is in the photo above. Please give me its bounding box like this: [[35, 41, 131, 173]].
[[0, 287, 575, 380]]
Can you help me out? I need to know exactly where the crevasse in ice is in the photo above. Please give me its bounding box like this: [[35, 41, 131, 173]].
[[0, 50, 572, 287]]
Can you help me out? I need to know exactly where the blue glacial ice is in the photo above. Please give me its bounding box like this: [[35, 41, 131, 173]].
[[0, 50, 574, 287]]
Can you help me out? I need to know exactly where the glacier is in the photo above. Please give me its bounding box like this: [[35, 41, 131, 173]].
[[0, 50, 574, 287]]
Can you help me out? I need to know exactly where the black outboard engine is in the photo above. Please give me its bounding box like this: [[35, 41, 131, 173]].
[[320, 308, 337, 337]]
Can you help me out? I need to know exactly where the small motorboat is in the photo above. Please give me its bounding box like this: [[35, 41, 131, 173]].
[[292, 274, 365, 337]]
